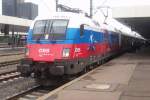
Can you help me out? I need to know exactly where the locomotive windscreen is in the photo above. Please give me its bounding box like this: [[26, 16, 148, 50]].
[[32, 19, 68, 41]]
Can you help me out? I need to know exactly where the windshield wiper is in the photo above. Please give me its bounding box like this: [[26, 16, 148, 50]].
[[47, 22, 56, 42]]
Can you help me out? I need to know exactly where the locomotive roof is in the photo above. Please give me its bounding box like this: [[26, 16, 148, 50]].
[[30, 12, 140, 39], [31, 12, 99, 29], [35, 12, 86, 20]]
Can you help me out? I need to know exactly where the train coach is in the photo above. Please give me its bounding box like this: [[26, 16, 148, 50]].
[[17, 12, 141, 84]]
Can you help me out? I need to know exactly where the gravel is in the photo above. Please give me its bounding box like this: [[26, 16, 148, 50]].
[[0, 77, 37, 100]]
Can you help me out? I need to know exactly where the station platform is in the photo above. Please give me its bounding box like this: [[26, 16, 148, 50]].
[[0, 47, 25, 51], [38, 47, 150, 100], [0, 47, 25, 55]]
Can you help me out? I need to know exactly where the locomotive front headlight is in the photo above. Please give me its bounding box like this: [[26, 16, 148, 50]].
[[25, 48, 29, 56], [62, 48, 70, 57]]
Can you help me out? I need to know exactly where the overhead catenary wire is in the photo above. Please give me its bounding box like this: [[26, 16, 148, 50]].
[[94, 0, 110, 23]]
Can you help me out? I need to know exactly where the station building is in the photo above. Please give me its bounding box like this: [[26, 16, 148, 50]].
[[1, 0, 38, 20], [0, 0, 38, 46]]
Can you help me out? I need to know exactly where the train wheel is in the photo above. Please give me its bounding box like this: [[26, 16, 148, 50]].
[[79, 67, 87, 76], [89, 65, 94, 70], [97, 61, 101, 66], [99, 60, 102, 65], [83, 67, 87, 73], [101, 59, 105, 64]]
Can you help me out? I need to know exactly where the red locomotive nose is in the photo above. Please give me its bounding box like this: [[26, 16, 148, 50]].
[[26, 44, 72, 62], [27, 44, 56, 62]]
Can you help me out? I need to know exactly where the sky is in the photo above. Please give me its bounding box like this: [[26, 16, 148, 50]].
[[25, 0, 150, 17]]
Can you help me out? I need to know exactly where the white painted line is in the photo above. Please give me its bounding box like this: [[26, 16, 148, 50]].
[[37, 66, 101, 100], [85, 83, 111, 90]]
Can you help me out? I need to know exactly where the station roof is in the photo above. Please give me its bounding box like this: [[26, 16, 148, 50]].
[[0, 15, 32, 32], [0, 15, 32, 27], [112, 5, 150, 39]]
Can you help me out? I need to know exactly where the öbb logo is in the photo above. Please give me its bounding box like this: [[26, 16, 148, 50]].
[[38, 48, 50, 53]]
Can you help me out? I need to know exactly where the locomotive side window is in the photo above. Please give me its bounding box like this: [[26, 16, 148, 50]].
[[103, 29, 109, 41], [80, 24, 84, 36]]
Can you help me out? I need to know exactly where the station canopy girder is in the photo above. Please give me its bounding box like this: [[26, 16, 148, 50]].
[[116, 18, 150, 39], [112, 6, 150, 39]]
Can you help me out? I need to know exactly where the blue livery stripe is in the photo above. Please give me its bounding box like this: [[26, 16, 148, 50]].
[[27, 28, 119, 45]]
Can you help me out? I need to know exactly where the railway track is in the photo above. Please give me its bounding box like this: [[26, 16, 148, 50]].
[[0, 52, 24, 67], [7, 85, 54, 100], [0, 63, 56, 100], [0, 53, 24, 63], [0, 52, 24, 57], [0, 51, 24, 67], [0, 60, 20, 67], [0, 71, 21, 83], [5, 66, 100, 100], [8, 64, 103, 100], [3, 55, 110, 100]]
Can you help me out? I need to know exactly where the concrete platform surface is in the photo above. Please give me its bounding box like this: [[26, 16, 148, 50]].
[[39, 47, 150, 100]]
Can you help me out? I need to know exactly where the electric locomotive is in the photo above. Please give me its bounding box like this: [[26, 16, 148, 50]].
[[18, 12, 139, 83]]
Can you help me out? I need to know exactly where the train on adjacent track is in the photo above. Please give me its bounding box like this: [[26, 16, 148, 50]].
[[17, 12, 143, 85]]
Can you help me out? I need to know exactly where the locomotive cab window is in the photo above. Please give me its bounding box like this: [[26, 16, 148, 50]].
[[32, 19, 69, 41], [51, 20, 68, 40], [32, 20, 49, 40]]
